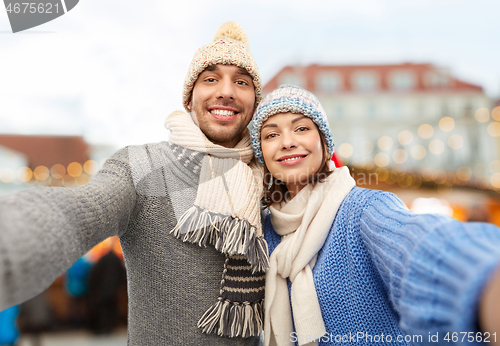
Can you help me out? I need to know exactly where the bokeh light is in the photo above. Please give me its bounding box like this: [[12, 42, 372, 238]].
[[34, 166, 50, 181], [17, 167, 33, 182], [489, 160, 500, 174], [492, 107, 500, 121], [421, 167, 435, 181], [338, 143, 354, 158], [448, 134, 463, 149], [398, 130, 413, 145], [490, 174, 500, 188], [456, 166, 472, 182], [67, 162, 83, 178], [49, 177, 63, 187], [438, 117, 455, 132], [51, 164, 66, 179], [63, 174, 77, 187], [374, 153, 390, 167], [77, 174, 91, 185], [487, 122, 500, 137], [375, 168, 389, 181], [434, 170, 447, 184], [392, 149, 408, 164], [359, 141, 374, 155], [474, 107, 490, 122], [418, 124, 434, 139], [84, 160, 99, 175], [429, 139, 445, 154], [378, 136, 393, 151], [410, 145, 426, 160], [0, 168, 16, 183]]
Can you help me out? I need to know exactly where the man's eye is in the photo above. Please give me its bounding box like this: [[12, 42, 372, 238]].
[[206, 78, 217, 82], [236, 80, 248, 85]]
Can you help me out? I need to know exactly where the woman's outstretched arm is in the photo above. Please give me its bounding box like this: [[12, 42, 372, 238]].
[[479, 265, 500, 345]]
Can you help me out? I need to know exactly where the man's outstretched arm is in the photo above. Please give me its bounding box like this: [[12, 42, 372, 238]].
[[0, 147, 136, 310]]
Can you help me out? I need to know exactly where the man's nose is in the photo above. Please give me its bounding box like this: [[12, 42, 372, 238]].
[[216, 78, 235, 100]]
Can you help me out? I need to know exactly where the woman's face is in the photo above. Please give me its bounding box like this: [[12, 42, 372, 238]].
[[261, 112, 323, 197]]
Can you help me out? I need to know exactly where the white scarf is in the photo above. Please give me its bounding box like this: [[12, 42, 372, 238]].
[[165, 110, 269, 338], [165, 110, 268, 270], [264, 165, 355, 346]]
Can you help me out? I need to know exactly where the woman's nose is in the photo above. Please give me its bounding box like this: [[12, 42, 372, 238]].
[[280, 132, 297, 150]]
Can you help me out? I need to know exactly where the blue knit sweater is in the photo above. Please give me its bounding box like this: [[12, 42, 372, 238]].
[[264, 187, 500, 345]]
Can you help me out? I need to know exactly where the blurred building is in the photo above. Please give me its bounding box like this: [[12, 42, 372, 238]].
[[264, 63, 500, 187], [263, 63, 500, 222], [0, 135, 117, 196]]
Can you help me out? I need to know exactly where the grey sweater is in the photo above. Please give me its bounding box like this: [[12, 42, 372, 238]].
[[0, 141, 260, 346]]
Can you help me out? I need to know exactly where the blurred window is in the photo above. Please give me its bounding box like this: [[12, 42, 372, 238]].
[[352, 71, 379, 91], [367, 102, 377, 120], [279, 73, 305, 88], [388, 71, 417, 90], [425, 70, 449, 87], [392, 101, 403, 118], [316, 73, 343, 93], [336, 104, 344, 120]]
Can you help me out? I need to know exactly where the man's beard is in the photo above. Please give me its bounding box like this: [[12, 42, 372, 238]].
[[192, 101, 249, 146]]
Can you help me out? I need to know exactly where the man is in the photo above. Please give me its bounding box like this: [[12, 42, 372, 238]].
[[0, 22, 267, 345]]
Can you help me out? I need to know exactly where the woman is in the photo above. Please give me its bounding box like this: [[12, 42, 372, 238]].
[[250, 84, 500, 346]]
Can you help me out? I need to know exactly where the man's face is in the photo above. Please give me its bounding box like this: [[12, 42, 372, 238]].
[[187, 64, 256, 148]]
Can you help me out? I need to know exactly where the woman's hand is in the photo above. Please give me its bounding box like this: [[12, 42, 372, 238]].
[[479, 265, 500, 345]]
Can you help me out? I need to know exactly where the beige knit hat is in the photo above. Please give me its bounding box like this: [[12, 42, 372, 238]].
[[182, 22, 262, 111]]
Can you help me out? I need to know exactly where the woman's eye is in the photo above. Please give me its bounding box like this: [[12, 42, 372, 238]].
[[265, 133, 277, 139], [296, 127, 309, 132]]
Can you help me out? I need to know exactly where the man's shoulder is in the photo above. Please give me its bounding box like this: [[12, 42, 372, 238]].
[[108, 141, 170, 164]]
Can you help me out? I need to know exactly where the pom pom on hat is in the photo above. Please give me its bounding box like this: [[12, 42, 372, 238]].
[[182, 22, 261, 111], [213, 21, 249, 47]]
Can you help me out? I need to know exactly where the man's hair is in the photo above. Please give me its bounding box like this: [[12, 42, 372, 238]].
[[261, 129, 334, 208]]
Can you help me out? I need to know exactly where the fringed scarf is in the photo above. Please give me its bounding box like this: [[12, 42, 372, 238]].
[[264, 165, 356, 346], [165, 110, 269, 338]]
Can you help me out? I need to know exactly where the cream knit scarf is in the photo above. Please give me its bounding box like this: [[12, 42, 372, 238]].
[[165, 110, 269, 338], [265, 164, 355, 346]]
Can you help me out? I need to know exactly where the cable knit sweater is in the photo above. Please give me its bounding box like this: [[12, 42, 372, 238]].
[[0, 142, 260, 346], [264, 186, 500, 345]]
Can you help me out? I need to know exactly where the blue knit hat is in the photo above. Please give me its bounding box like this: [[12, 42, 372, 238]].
[[251, 84, 335, 165]]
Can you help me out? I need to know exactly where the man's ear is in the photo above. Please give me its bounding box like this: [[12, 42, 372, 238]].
[[187, 92, 193, 111]]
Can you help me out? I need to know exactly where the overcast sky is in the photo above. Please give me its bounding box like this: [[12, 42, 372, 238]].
[[1, 0, 499, 148]]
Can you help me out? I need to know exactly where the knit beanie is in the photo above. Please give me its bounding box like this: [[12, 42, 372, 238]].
[[182, 22, 262, 111], [251, 84, 335, 165]]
